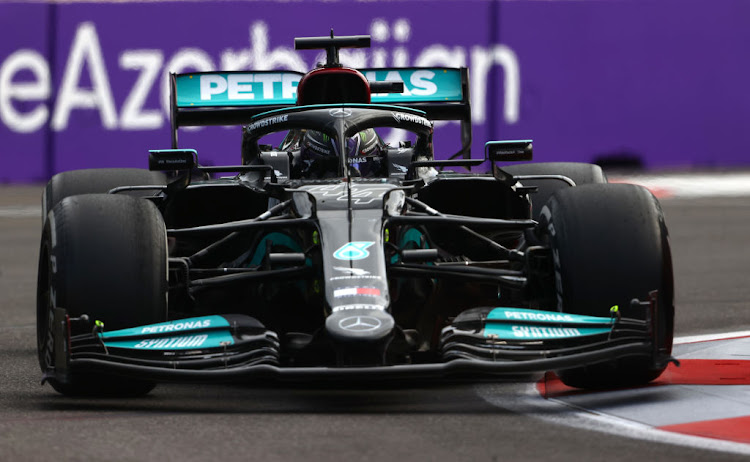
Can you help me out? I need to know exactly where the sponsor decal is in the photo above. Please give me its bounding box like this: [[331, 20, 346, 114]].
[[305, 139, 333, 156], [483, 324, 612, 340], [140, 318, 211, 334], [332, 304, 386, 312], [330, 267, 382, 281], [134, 334, 209, 349], [333, 241, 375, 261], [333, 287, 382, 298], [502, 311, 575, 323], [173, 72, 301, 107], [330, 275, 382, 281], [365, 68, 465, 103], [338, 315, 382, 332], [487, 307, 612, 325], [511, 326, 582, 339], [391, 111, 432, 128], [333, 266, 371, 276], [246, 114, 288, 131], [392, 163, 409, 173]]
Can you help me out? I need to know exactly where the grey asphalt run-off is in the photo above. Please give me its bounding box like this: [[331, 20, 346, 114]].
[[1, 185, 749, 461]]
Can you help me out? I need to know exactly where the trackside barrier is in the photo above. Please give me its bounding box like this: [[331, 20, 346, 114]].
[[1, 0, 748, 182]]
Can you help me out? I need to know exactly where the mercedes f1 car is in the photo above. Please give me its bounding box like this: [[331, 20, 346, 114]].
[[37, 33, 675, 396]]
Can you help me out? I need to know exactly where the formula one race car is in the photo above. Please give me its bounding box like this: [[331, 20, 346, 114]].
[[37, 34, 675, 396]]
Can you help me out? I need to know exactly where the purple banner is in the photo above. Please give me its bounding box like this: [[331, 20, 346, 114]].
[[1, 0, 749, 182]]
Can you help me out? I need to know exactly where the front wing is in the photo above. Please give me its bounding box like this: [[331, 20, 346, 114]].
[[42, 296, 675, 385]]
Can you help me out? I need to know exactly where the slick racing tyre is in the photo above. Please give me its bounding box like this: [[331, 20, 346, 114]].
[[37, 194, 167, 396], [539, 183, 674, 389], [43, 168, 167, 221], [503, 162, 606, 220]]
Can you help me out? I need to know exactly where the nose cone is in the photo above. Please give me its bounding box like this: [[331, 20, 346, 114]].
[[325, 309, 395, 343]]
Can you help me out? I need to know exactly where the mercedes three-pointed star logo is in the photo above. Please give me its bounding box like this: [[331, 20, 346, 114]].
[[338, 315, 382, 332], [329, 108, 353, 118]]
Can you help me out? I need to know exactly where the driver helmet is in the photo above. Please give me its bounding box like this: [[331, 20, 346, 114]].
[[298, 128, 385, 178]]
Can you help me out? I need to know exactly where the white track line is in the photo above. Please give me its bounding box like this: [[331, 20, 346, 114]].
[[475, 330, 750, 455], [675, 331, 750, 345], [476, 382, 750, 456], [612, 173, 750, 198], [0, 206, 41, 218], [475, 382, 750, 456]]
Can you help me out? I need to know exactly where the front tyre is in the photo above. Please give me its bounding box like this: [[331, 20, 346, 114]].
[[503, 162, 606, 220], [539, 183, 674, 389], [37, 194, 167, 396], [43, 168, 167, 220]]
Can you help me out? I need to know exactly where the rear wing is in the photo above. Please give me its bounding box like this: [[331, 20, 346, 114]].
[[364, 67, 471, 157], [169, 67, 472, 155], [169, 71, 302, 148]]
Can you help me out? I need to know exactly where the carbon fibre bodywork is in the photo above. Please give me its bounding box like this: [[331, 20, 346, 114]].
[[38, 34, 674, 391]]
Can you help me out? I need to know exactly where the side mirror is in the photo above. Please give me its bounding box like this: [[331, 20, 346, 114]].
[[149, 149, 197, 171], [485, 140, 533, 162]]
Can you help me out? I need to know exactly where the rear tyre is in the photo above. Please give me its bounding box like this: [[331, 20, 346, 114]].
[[503, 162, 606, 220], [37, 194, 167, 396], [539, 183, 674, 389], [43, 168, 167, 220]]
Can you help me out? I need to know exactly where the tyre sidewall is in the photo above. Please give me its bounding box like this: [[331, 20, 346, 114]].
[[539, 183, 674, 388], [37, 194, 167, 396]]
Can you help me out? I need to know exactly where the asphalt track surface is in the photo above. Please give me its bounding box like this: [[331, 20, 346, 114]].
[[1, 185, 749, 461]]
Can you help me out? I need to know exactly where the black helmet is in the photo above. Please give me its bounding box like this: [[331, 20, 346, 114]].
[[298, 128, 385, 178]]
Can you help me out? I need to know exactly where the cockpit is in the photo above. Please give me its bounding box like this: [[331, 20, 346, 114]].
[[241, 105, 434, 180]]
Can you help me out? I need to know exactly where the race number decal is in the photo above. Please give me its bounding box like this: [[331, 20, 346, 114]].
[[333, 242, 375, 261]]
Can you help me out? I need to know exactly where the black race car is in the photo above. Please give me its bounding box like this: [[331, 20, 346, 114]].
[[37, 34, 675, 396]]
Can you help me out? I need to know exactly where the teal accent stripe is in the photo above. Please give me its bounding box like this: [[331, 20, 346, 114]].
[[103, 330, 235, 350], [391, 227, 430, 264], [249, 232, 304, 266], [175, 68, 462, 108], [253, 103, 427, 120], [100, 315, 229, 339]]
